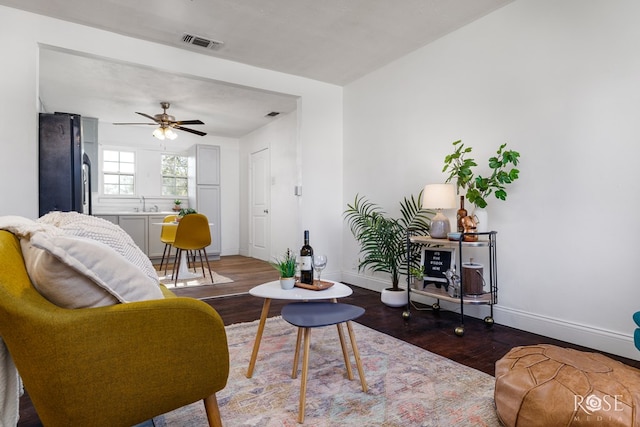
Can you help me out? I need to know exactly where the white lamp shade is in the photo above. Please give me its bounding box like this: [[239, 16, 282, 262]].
[[422, 184, 457, 210]]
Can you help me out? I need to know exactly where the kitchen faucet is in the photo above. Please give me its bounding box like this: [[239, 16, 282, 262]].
[[140, 195, 146, 212]]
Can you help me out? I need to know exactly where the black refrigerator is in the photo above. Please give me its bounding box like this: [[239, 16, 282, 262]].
[[39, 112, 92, 217]]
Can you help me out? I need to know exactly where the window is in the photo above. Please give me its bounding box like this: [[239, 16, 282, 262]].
[[161, 154, 188, 196], [103, 150, 135, 195]]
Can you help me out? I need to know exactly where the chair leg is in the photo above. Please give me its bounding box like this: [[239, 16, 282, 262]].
[[202, 248, 214, 282], [164, 244, 172, 275], [199, 249, 206, 277], [336, 323, 354, 380], [173, 248, 182, 286], [159, 244, 167, 272], [203, 393, 223, 427], [186, 250, 192, 270], [159, 243, 172, 274], [346, 320, 368, 392], [292, 327, 303, 379], [299, 327, 311, 424], [172, 248, 180, 272]]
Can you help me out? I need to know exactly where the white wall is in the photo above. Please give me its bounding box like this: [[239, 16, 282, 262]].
[[239, 111, 300, 260], [343, 0, 640, 360], [0, 6, 343, 267], [0, 8, 39, 218]]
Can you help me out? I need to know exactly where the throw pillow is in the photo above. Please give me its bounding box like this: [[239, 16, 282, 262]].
[[38, 211, 158, 285], [21, 232, 163, 309]]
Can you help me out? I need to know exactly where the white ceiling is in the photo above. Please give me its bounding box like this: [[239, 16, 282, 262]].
[[2, 0, 513, 138], [38, 47, 300, 139]]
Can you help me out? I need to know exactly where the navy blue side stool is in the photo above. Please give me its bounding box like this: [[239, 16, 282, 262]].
[[281, 301, 368, 423]]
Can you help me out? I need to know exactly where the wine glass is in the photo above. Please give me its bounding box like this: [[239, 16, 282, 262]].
[[312, 254, 327, 283]]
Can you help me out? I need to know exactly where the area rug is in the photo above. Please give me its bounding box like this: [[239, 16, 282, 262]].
[[158, 271, 233, 289], [154, 317, 499, 426]]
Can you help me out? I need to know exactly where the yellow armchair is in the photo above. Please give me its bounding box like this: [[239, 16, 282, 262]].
[[0, 230, 229, 427]]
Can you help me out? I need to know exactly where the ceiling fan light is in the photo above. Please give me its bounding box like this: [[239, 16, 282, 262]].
[[153, 127, 166, 140], [115, 103, 200, 139], [165, 128, 178, 140]]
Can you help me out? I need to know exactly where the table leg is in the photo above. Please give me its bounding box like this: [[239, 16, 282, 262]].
[[336, 323, 354, 380], [347, 320, 368, 392], [291, 327, 303, 379], [246, 298, 271, 378], [298, 327, 311, 424]]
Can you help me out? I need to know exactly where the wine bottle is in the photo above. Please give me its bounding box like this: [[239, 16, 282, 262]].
[[300, 230, 314, 284], [456, 196, 467, 233]]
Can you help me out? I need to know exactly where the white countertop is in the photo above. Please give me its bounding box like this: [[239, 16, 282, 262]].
[[94, 211, 178, 216]]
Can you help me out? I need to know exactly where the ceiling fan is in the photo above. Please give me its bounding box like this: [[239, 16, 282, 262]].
[[113, 102, 207, 138]]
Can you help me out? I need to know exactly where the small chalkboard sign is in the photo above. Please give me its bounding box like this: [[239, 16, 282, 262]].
[[422, 248, 455, 285]]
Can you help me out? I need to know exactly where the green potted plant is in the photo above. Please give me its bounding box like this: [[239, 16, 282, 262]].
[[443, 140, 521, 233], [173, 199, 182, 211], [177, 207, 197, 221], [409, 266, 426, 290], [344, 191, 432, 307], [442, 140, 521, 209], [270, 249, 297, 289]]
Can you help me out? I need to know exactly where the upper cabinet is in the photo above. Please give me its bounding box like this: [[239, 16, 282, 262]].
[[82, 117, 99, 186], [192, 144, 220, 185]]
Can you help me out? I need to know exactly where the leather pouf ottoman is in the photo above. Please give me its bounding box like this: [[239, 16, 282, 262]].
[[494, 344, 640, 427]]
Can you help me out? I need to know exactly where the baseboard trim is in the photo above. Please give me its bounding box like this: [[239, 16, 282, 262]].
[[341, 272, 639, 361], [494, 306, 638, 361]]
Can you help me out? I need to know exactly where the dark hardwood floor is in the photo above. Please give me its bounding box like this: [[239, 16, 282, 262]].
[[17, 256, 640, 426]]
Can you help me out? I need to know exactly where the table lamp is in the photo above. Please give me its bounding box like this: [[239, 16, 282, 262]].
[[422, 183, 456, 239]]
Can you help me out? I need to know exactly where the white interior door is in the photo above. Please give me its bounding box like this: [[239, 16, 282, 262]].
[[250, 148, 270, 261]]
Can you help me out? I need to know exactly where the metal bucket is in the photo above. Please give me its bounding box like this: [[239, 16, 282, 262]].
[[462, 261, 484, 296]]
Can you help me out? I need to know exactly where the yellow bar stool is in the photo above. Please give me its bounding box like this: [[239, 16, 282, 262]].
[[172, 213, 214, 285], [281, 301, 368, 423], [159, 214, 177, 274]]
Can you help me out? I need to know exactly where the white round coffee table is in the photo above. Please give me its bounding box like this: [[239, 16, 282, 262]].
[[246, 280, 352, 378]]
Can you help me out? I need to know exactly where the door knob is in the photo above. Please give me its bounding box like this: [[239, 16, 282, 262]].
[[263, 209, 269, 213]]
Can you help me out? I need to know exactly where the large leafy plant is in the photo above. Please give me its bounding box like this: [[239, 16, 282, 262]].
[[344, 191, 432, 290], [443, 140, 521, 209]]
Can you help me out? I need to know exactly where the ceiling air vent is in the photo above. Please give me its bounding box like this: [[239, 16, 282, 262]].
[[181, 33, 224, 50]]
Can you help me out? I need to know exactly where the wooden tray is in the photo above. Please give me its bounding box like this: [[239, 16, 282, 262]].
[[295, 279, 334, 291]]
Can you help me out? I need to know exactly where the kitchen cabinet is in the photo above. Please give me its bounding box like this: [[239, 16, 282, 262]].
[[117, 216, 148, 254], [188, 144, 221, 259], [95, 215, 118, 225], [95, 213, 172, 261], [81, 116, 99, 187], [147, 214, 169, 258], [194, 185, 221, 256], [193, 144, 220, 185]]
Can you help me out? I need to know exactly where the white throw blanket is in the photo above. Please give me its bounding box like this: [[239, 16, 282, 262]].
[[0, 340, 20, 427], [0, 216, 59, 427], [0, 215, 60, 239]]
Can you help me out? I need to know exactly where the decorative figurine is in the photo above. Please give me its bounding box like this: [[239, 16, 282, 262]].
[[461, 215, 478, 242]]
